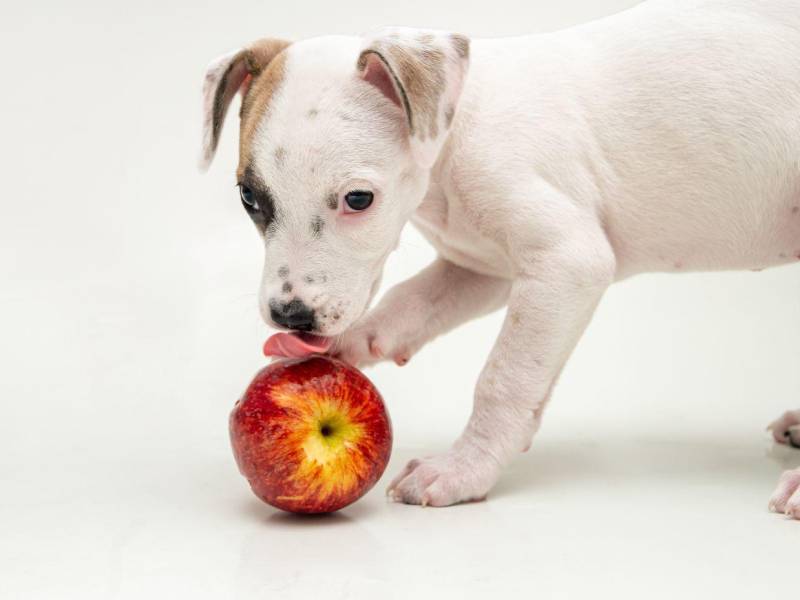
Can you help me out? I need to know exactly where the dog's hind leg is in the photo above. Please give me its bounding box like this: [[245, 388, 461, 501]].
[[769, 467, 800, 520], [767, 410, 800, 519]]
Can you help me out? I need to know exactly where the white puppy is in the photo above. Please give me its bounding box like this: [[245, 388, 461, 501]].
[[200, 0, 800, 515]]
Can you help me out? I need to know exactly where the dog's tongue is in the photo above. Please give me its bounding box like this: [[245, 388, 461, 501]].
[[263, 332, 333, 358]]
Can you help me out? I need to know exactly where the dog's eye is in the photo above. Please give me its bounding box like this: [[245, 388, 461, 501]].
[[239, 184, 259, 211], [344, 190, 374, 212]]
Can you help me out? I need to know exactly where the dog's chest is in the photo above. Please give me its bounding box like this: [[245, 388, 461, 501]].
[[411, 183, 515, 278]]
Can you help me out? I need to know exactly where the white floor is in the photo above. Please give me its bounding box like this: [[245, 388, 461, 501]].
[[2, 424, 797, 599], [2, 0, 799, 598]]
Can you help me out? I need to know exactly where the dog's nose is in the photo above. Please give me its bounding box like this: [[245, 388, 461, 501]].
[[270, 299, 316, 331]]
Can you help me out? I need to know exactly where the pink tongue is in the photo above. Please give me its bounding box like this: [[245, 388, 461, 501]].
[[263, 332, 333, 358]]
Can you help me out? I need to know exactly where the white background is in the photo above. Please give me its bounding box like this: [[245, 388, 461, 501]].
[[1, 1, 798, 598]]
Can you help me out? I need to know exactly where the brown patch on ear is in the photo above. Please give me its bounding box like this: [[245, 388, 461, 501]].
[[237, 40, 291, 177], [358, 43, 445, 141], [357, 30, 470, 168], [451, 34, 470, 59], [388, 45, 445, 140], [203, 39, 289, 172], [243, 38, 291, 75]]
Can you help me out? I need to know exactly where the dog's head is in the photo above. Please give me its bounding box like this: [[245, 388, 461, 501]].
[[200, 29, 470, 337]]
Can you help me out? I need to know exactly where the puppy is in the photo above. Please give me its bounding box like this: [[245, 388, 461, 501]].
[[199, 0, 800, 516]]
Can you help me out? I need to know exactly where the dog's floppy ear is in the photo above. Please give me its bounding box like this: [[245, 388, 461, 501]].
[[357, 28, 470, 169], [199, 38, 290, 171]]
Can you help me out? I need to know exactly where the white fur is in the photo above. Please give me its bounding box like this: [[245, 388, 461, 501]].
[[201, 0, 800, 513]]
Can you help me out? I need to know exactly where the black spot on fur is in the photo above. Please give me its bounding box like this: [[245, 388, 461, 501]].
[[278, 265, 289, 279], [282, 281, 292, 293], [451, 34, 470, 59], [326, 193, 338, 210], [307, 108, 319, 118], [310, 215, 324, 237]]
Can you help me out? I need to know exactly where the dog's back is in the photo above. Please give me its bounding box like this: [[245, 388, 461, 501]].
[[449, 0, 800, 277]]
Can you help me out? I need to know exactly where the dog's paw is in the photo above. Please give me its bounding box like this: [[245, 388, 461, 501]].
[[768, 468, 800, 519], [386, 447, 499, 507], [331, 313, 423, 368], [767, 410, 800, 448]]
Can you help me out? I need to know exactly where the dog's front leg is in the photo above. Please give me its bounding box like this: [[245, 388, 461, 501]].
[[389, 238, 615, 506], [333, 258, 511, 367]]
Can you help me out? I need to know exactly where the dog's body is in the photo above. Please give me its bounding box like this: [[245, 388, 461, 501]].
[[201, 0, 800, 516], [420, 2, 800, 279]]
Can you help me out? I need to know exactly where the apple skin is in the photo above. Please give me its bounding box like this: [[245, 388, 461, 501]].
[[230, 356, 392, 514]]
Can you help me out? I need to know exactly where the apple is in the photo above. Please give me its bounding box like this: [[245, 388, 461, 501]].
[[230, 355, 392, 514]]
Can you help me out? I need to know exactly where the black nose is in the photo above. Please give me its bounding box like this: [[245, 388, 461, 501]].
[[270, 299, 316, 331]]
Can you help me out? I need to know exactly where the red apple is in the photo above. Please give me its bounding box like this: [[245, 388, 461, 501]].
[[230, 355, 392, 514]]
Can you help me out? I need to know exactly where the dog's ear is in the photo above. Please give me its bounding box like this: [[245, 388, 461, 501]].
[[357, 28, 470, 169], [199, 38, 290, 172]]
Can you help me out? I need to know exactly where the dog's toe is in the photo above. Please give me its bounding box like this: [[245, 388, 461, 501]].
[[393, 465, 441, 505], [386, 450, 495, 507]]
